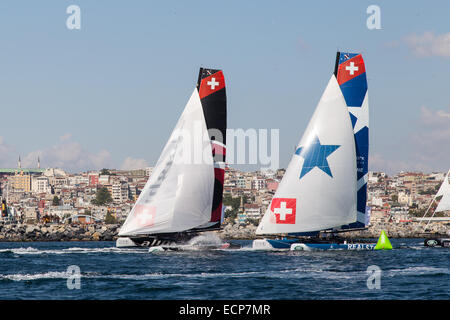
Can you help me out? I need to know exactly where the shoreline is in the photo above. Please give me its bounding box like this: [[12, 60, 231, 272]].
[[0, 223, 121, 242], [0, 221, 448, 242]]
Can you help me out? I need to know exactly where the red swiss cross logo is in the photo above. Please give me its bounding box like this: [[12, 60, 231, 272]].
[[134, 204, 156, 227], [198, 71, 225, 99], [337, 54, 366, 85], [271, 198, 296, 224]]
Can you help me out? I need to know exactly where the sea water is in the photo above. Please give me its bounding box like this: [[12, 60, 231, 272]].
[[0, 239, 448, 300]]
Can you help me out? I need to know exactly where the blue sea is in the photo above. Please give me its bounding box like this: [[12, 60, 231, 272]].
[[0, 238, 448, 300]]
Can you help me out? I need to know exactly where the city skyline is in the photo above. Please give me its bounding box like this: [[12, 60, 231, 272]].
[[0, 1, 449, 174]]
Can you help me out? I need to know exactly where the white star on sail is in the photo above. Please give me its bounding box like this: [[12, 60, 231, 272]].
[[348, 92, 369, 133]]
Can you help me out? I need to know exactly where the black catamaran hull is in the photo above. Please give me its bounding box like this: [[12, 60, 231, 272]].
[[116, 232, 236, 250], [117, 232, 200, 248]]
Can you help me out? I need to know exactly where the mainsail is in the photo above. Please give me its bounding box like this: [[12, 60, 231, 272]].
[[256, 75, 357, 235], [118, 68, 226, 237], [334, 52, 370, 229]]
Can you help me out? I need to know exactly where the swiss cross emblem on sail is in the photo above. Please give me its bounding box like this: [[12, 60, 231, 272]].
[[198, 71, 225, 99], [336, 54, 366, 85], [134, 204, 156, 227], [271, 198, 296, 224]]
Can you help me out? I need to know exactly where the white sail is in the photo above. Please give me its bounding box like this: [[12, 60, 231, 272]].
[[118, 89, 215, 236], [256, 75, 357, 235], [435, 170, 450, 213]]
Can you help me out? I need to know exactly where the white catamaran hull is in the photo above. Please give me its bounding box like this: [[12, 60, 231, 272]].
[[116, 237, 138, 248]]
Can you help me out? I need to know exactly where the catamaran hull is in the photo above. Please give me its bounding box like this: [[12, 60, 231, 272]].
[[290, 243, 375, 251], [424, 238, 450, 248], [151, 242, 232, 252], [252, 239, 299, 250], [252, 239, 375, 250], [116, 233, 236, 251], [116, 237, 139, 248], [115, 237, 177, 248]]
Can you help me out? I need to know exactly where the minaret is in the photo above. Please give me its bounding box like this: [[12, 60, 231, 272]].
[[239, 196, 244, 214], [38, 157, 40, 169], [18, 156, 21, 169]]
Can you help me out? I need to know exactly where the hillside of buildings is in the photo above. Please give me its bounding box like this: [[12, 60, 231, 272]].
[[0, 165, 448, 240]]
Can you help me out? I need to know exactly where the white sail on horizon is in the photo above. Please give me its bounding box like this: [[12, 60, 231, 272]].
[[435, 170, 450, 213]]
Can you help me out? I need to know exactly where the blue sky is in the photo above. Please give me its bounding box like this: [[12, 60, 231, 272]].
[[0, 1, 449, 173]]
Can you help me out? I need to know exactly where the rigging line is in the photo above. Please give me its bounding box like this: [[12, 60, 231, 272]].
[[415, 196, 436, 232]]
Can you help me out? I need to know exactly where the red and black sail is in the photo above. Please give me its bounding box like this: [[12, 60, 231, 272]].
[[196, 68, 227, 228]]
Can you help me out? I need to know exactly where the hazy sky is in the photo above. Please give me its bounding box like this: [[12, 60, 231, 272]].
[[0, 1, 449, 174]]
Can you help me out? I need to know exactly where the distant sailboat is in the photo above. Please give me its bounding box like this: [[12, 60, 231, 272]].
[[116, 68, 228, 250], [422, 170, 450, 247], [253, 52, 376, 250]]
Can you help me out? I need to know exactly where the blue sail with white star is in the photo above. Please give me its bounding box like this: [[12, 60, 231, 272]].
[[335, 51, 369, 229], [256, 75, 357, 235]]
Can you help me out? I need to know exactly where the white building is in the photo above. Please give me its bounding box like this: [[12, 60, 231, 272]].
[[112, 182, 129, 204], [99, 175, 110, 185], [49, 176, 68, 188], [251, 178, 266, 190], [24, 206, 39, 223], [368, 171, 379, 183], [370, 196, 384, 207], [243, 204, 261, 219], [389, 206, 411, 222], [69, 175, 89, 185], [48, 205, 78, 219], [31, 176, 51, 194], [43, 168, 67, 177], [236, 177, 247, 189], [398, 191, 412, 206]]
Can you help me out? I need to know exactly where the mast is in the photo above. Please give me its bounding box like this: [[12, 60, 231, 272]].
[[194, 68, 227, 230], [334, 51, 369, 230]]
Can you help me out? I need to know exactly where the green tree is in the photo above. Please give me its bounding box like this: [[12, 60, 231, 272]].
[[52, 196, 60, 206], [92, 187, 113, 206], [104, 211, 117, 224], [223, 195, 248, 221], [100, 168, 110, 175]]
